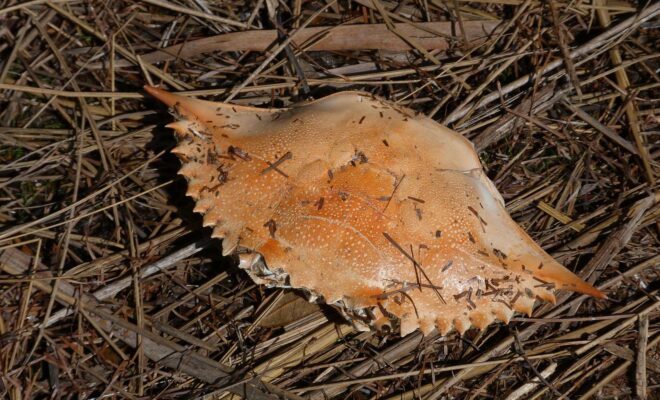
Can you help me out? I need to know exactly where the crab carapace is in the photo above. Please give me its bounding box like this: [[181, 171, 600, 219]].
[[145, 85, 604, 336]]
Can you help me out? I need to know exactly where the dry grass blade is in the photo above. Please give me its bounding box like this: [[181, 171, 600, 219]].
[[0, 0, 657, 398], [139, 0, 249, 28], [99, 21, 499, 68], [636, 314, 649, 399]]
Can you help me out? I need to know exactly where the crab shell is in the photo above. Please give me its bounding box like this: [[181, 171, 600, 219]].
[[145, 86, 604, 336]]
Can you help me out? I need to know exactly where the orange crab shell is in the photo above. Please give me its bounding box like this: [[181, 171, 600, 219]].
[[145, 85, 604, 336]]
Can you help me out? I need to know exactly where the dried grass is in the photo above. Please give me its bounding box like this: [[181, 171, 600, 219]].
[[0, 0, 658, 399]]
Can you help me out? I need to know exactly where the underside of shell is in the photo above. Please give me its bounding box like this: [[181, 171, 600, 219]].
[[145, 85, 605, 336]]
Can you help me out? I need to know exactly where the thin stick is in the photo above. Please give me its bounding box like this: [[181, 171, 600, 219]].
[[225, 0, 337, 101]]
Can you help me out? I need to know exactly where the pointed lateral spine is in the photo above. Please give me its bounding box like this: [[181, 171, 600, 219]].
[[186, 180, 207, 199], [533, 286, 557, 304], [492, 303, 513, 324], [399, 314, 420, 337], [166, 120, 190, 137], [453, 316, 471, 335], [221, 230, 241, 256], [418, 318, 435, 335], [436, 318, 452, 336], [512, 293, 535, 317], [179, 162, 202, 179], [469, 311, 493, 331], [211, 225, 225, 239], [193, 197, 214, 214], [202, 206, 223, 228], [172, 143, 197, 158]]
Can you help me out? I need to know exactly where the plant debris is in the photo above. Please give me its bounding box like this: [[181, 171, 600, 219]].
[[0, 1, 658, 399]]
